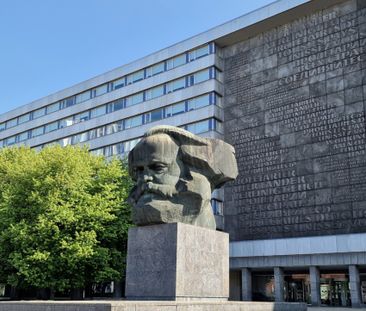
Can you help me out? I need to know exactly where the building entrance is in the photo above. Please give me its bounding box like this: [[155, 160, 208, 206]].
[[320, 273, 351, 307], [284, 273, 310, 303]]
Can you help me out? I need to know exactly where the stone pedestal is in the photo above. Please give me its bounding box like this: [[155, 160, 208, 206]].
[[125, 222, 229, 301]]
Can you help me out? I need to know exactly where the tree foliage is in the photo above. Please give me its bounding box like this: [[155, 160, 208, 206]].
[[0, 145, 133, 292]]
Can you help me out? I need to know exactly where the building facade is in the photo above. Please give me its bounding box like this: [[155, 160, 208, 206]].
[[1, 0, 366, 307]]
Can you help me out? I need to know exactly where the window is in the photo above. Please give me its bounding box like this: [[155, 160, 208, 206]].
[[73, 132, 89, 144], [59, 117, 74, 128], [166, 54, 186, 70], [106, 122, 122, 135], [93, 84, 108, 97], [47, 102, 60, 114], [31, 126, 44, 137], [145, 108, 163, 123], [187, 94, 210, 111], [6, 136, 16, 145], [6, 118, 17, 129], [166, 102, 185, 117], [0, 140, 3, 148], [18, 113, 31, 124], [113, 77, 125, 90], [213, 119, 224, 134], [211, 199, 223, 216], [186, 120, 209, 134], [32, 107, 46, 119], [145, 85, 164, 101], [192, 69, 210, 84], [89, 127, 105, 140], [107, 99, 124, 113], [146, 62, 164, 77], [74, 111, 90, 123], [45, 121, 59, 133], [91, 148, 104, 156], [125, 116, 142, 129], [59, 137, 72, 147], [189, 45, 209, 61], [91, 105, 106, 118], [125, 93, 143, 107], [166, 77, 185, 93], [0, 123, 5, 132], [61, 97, 75, 109], [17, 132, 28, 142], [127, 70, 144, 84], [75, 91, 91, 104]]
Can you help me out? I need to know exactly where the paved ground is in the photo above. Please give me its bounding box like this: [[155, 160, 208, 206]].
[[309, 308, 366, 310]]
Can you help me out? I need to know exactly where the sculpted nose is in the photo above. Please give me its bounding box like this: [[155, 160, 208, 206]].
[[143, 174, 153, 182]]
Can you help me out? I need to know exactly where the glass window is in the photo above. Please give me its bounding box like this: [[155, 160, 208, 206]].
[[0, 140, 3, 148], [125, 116, 142, 129], [74, 111, 90, 123], [166, 77, 185, 93], [6, 118, 18, 129], [89, 127, 105, 140], [73, 132, 89, 144], [61, 97, 75, 109], [59, 117, 74, 128], [59, 137, 72, 147], [189, 45, 209, 61], [146, 62, 164, 77], [31, 126, 44, 137], [127, 70, 144, 84], [0, 123, 5, 131], [107, 99, 124, 113], [166, 54, 186, 70], [145, 85, 164, 101], [75, 91, 91, 104], [214, 119, 224, 134], [91, 148, 104, 156], [125, 93, 143, 107], [188, 94, 210, 111], [18, 113, 31, 124], [32, 107, 46, 119], [193, 69, 210, 84], [6, 136, 16, 145], [45, 121, 59, 133], [17, 132, 28, 142], [47, 102, 60, 114], [171, 102, 185, 116], [113, 77, 125, 90], [187, 120, 209, 134], [211, 199, 223, 215], [151, 109, 163, 122], [91, 105, 106, 118], [93, 84, 108, 97], [106, 123, 118, 135], [215, 94, 223, 107]]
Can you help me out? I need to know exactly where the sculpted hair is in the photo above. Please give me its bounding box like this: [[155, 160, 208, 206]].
[[143, 125, 238, 189]]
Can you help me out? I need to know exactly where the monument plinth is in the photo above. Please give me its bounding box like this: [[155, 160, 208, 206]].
[[125, 222, 229, 301]]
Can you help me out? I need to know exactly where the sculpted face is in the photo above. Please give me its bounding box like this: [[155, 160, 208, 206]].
[[128, 133, 215, 229]]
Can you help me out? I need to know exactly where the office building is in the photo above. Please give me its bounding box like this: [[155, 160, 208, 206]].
[[0, 0, 366, 307]]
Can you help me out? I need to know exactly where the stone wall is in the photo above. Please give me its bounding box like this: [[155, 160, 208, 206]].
[[223, 0, 366, 240]]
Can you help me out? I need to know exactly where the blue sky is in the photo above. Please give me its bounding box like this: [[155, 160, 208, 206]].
[[0, 0, 275, 115]]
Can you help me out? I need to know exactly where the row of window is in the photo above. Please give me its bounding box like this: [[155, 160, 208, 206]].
[[1, 92, 220, 149], [0, 43, 215, 132], [89, 118, 223, 158], [0, 68, 220, 147]]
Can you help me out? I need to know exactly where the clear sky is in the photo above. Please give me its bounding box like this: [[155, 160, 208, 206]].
[[0, 0, 275, 115]]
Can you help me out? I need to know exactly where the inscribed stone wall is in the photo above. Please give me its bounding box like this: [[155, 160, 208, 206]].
[[223, 0, 366, 240]]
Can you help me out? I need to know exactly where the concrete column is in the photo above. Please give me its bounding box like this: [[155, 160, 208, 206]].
[[309, 266, 321, 306], [274, 267, 284, 302], [349, 265, 362, 307], [241, 268, 252, 301]]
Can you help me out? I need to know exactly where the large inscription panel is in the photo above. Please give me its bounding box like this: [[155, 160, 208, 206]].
[[223, 0, 366, 240]]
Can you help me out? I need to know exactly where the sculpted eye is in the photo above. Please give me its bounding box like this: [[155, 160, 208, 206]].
[[149, 163, 167, 173]]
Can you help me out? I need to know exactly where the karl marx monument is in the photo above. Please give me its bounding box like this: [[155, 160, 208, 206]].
[[125, 125, 238, 301]]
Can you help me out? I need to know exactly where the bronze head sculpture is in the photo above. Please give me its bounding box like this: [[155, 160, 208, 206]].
[[128, 125, 238, 230]]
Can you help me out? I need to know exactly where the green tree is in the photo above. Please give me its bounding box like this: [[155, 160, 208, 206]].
[[0, 145, 133, 296]]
